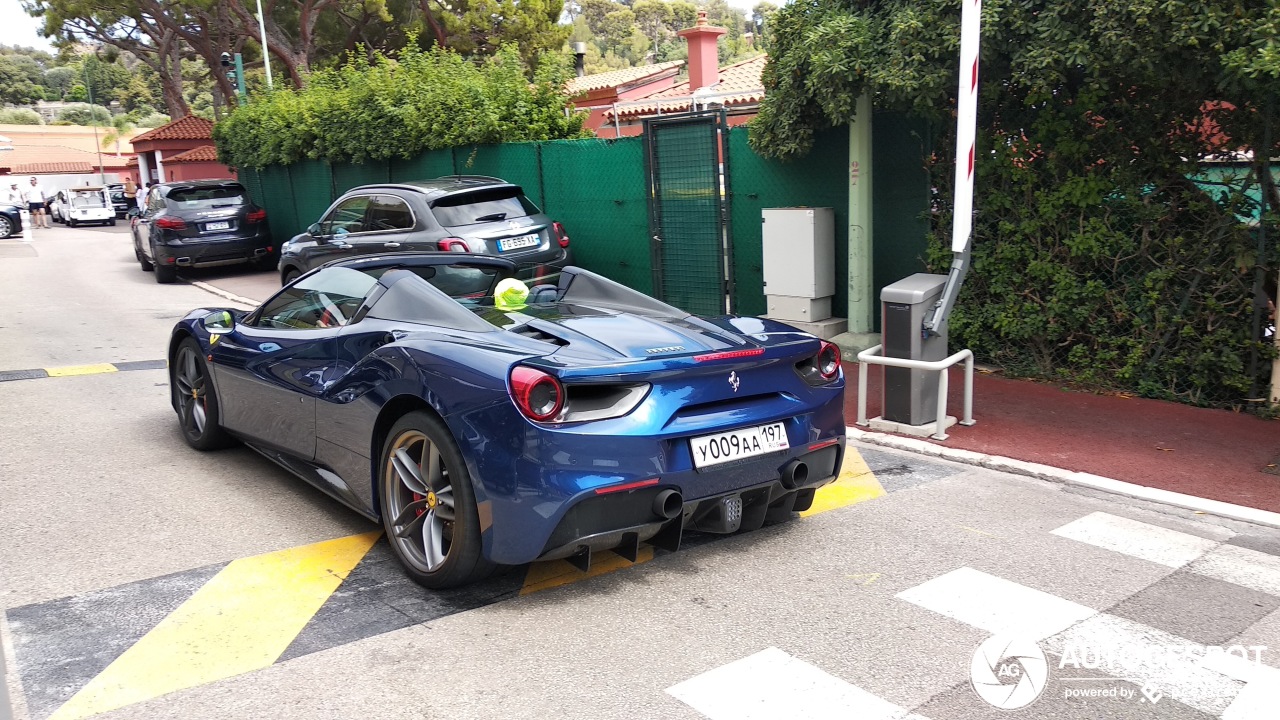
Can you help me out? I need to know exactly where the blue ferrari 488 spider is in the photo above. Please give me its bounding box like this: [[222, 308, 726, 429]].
[[169, 253, 846, 588]]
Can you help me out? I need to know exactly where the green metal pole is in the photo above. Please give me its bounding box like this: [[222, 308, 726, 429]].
[[234, 53, 247, 104]]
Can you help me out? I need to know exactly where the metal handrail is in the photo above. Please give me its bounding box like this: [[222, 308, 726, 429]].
[[855, 344, 976, 441]]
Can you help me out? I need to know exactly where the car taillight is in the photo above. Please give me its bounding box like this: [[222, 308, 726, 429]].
[[510, 366, 563, 422], [247, 209, 266, 223], [437, 237, 469, 252], [155, 217, 186, 230], [817, 341, 841, 380], [552, 221, 570, 249]]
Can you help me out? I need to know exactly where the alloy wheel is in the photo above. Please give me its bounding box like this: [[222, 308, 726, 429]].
[[173, 345, 208, 436], [385, 430, 456, 572]]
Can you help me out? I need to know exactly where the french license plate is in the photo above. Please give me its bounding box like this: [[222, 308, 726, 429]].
[[690, 422, 789, 469], [498, 233, 539, 252], [205, 221, 231, 231]]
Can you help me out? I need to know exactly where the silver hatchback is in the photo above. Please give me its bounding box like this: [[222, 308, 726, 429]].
[[278, 176, 573, 284]]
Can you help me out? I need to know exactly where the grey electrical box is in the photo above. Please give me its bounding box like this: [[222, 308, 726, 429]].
[[881, 273, 948, 424], [762, 207, 835, 305]]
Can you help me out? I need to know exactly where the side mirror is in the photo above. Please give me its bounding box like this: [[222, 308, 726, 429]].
[[202, 310, 234, 333], [307, 222, 323, 237]]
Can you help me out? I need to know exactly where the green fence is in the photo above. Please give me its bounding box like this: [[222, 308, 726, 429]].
[[239, 120, 933, 313]]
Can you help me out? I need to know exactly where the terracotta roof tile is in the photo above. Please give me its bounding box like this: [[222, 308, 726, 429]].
[[131, 115, 215, 143], [167, 145, 220, 163], [567, 61, 685, 97], [609, 55, 767, 119], [12, 161, 95, 174]]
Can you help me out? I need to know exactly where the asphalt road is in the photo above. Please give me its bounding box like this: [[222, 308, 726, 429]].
[[3, 226, 1280, 720]]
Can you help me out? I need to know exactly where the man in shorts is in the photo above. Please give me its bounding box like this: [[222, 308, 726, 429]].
[[26, 177, 49, 229]]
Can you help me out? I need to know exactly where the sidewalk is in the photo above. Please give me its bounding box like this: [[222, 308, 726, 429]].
[[842, 364, 1280, 514]]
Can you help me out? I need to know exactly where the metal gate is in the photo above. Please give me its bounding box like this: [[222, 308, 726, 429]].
[[643, 110, 733, 316]]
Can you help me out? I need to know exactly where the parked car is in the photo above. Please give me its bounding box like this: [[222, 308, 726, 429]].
[[132, 179, 271, 284], [0, 203, 23, 238], [278, 176, 572, 285], [107, 183, 131, 218], [47, 189, 68, 224], [57, 186, 116, 227], [167, 253, 846, 588]]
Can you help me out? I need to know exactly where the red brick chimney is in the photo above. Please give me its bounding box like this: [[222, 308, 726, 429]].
[[678, 11, 727, 92]]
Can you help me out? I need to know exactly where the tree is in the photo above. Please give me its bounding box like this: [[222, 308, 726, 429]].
[[750, 2, 777, 51], [77, 53, 130, 106], [0, 55, 46, 103], [753, 0, 1280, 406], [29, 0, 191, 117], [101, 115, 136, 156], [42, 66, 76, 100]]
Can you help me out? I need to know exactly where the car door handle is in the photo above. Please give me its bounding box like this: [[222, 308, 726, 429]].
[[332, 242, 351, 249], [383, 242, 401, 249]]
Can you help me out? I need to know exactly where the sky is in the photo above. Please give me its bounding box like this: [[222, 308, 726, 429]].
[[0, 2, 54, 52]]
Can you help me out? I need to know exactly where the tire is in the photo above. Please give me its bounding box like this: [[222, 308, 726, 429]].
[[379, 410, 496, 589], [171, 338, 235, 451], [154, 262, 177, 284], [0, 216, 11, 238], [136, 247, 153, 271], [281, 268, 301, 285], [67, 219, 77, 228], [108, 218, 116, 227]]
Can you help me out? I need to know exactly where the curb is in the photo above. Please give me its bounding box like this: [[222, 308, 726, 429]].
[[845, 426, 1280, 531], [190, 281, 259, 307]]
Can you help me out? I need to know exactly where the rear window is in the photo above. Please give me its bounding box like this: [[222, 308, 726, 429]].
[[166, 184, 247, 209], [69, 190, 108, 208], [430, 187, 540, 227]]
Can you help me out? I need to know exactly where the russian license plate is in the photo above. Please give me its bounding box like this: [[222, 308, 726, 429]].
[[498, 233, 539, 252], [690, 422, 789, 469], [205, 221, 231, 231]]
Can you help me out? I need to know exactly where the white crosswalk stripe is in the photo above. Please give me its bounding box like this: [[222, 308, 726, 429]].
[[895, 566, 1096, 640], [1050, 511, 1226, 568], [665, 647, 930, 720], [1190, 543, 1280, 597], [669, 509, 1280, 720]]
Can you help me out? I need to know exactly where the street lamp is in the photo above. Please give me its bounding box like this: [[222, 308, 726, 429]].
[[82, 57, 106, 184]]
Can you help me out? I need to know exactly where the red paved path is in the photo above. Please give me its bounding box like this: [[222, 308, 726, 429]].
[[842, 364, 1280, 514]]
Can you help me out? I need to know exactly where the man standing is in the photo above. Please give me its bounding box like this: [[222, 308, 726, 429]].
[[26, 177, 49, 229], [123, 176, 137, 207], [4, 181, 23, 206]]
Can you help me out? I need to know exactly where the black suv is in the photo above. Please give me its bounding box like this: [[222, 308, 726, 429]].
[[131, 179, 272, 284], [107, 183, 130, 218], [278, 176, 572, 284]]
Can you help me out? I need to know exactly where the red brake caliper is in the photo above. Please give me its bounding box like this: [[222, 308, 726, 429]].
[[412, 492, 426, 517]]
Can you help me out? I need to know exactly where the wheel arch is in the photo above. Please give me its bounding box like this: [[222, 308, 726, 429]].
[[368, 395, 445, 518]]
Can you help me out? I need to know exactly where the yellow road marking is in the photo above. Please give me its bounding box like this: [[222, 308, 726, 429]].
[[44, 363, 118, 377], [49, 531, 381, 720], [520, 547, 655, 596], [800, 447, 885, 516], [845, 572, 882, 586]]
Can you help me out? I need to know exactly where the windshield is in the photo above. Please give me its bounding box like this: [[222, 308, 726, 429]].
[[430, 187, 540, 227], [166, 184, 247, 209]]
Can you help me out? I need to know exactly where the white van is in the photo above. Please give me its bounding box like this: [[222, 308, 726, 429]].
[[61, 186, 116, 227]]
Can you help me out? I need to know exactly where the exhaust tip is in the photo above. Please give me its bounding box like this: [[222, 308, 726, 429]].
[[780, 460, 808, 490], [653, 489, 683, 520]]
